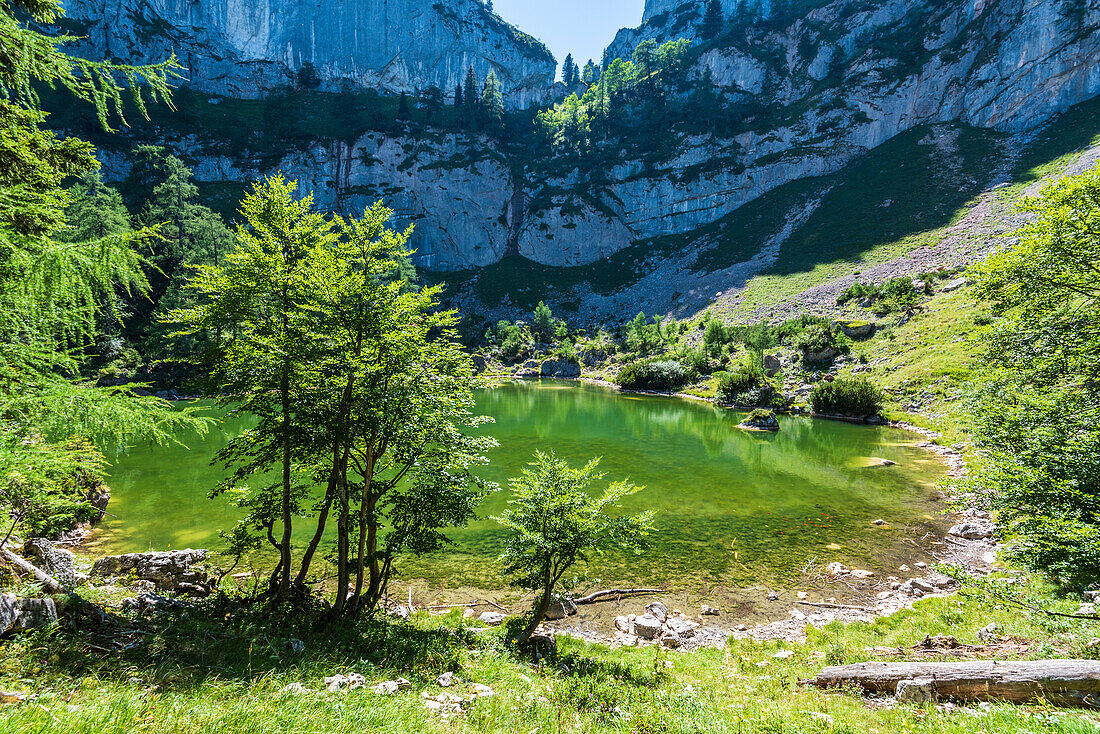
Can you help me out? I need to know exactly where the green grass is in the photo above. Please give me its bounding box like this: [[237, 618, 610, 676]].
[[1003, 93, 1100, 198], [732, 124, 1003, 313], [3, 579, 1100, 733]]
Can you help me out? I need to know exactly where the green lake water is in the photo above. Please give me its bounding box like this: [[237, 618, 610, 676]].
[[88, 379, 946, 590]]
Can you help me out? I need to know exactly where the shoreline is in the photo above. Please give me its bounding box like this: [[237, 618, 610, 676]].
[[75, 374, 989, 652]]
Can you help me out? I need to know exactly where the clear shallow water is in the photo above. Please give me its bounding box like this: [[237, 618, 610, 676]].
[[89, 380, 946, 589]]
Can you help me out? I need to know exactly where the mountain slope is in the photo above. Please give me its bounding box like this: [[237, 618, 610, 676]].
[[55, 0, 1100, 300]]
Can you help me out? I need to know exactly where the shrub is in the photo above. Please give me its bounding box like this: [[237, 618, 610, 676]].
[[717, 360, 777, 406], [703, 319, 729, 356], [809, 378, 886, 416], [616, 360, 690, 391], [837, 282, 879, 306], [796, 324, 849, 357]]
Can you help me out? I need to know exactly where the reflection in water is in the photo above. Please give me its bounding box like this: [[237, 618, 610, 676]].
[[92, 379, 945, 589]]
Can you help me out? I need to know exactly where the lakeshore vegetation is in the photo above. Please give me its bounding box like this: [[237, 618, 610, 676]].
[[3, 1, 1100, 732]]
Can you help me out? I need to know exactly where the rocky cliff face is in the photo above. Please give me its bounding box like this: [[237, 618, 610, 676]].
[[59, 0, 557, 106], [76, 0, 1100, 274]]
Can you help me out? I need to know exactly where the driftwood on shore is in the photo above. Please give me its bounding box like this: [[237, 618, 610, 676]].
[[571, 588, 664, 605], [804, 659, 1100, 707], [1, 549, 63, 593]]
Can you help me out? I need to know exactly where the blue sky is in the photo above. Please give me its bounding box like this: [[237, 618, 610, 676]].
[[491, 0, 645, 75]]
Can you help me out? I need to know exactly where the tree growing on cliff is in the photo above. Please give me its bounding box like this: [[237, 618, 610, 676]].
[[495, 451, 653, 646], [481, 69, 504, 128], [702, 0, 723, 39], [562, 54, 577, 85]]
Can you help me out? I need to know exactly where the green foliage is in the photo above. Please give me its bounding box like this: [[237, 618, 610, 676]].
[[536, 37, 692, 153], [624, 311, 663, 354], [837, 277, 919, 314], [495, 450, 653, 643], [616, 360, 690, 392], [172, 177, 494, 611], [808, 378, 885, 416], [0, 0, 205, 543], [796, 323, 849, 357], [962, 163, 1100, 587], [530, 300, 556, 343], [702, 0, 723, 39], [716, 358, 777, 407]]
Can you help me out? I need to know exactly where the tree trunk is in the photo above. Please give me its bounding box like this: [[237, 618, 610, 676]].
[[516, 566, 555, 647], [276, 285, 293, 601], [351, 451, 376, 613], [806, 660, 1100, 707], [295, 473, 335, 586], [330, 451, 351, 619]]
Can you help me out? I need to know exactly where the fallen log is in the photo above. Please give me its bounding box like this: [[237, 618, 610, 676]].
[[804, 659, 1100, 707], [571, 588, 664, 605], [2, 549, 63, 593], [796, 601, 874, 612]]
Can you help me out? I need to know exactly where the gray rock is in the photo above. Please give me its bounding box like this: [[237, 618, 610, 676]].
[[644, 602, 668, 622], [701, 605, 720, 616], [471, 354, 488, 374], [942, 277, 968, 292], [24, 538, 81, 590], [478, 611, 506, 626], [540, 357, 582, 378], [896, 678, 937, 705], [664, 617, 699, 638], [544, 599, 576, 621], [0, 593, 58, 633], [762, 354, 781, 377], [633, 614, 664, 640], [835, 320, 876, 339], [92, 549, 212, 595], [949, 523, 994, 540], [614, 615, 632, 633]]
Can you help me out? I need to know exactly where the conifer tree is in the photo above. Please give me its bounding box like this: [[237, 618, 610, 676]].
[[397, 91, 411, 119], [481, 69, 504, 128], [63, 171, 131, 242], [703, 0, 723, 39], [581, 59, 598, 85], [562, 54, 576, 85]]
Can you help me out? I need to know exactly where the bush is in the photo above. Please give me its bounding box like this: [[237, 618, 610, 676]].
[[809, 378, 886, 416], [796, 324, 849, 357], [716, 360, 777, 407], [616, 360, 690, 391]]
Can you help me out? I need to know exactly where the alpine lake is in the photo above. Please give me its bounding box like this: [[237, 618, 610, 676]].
[[86, 379, 948, 596]]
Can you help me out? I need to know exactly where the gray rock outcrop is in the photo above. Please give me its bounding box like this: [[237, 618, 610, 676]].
[[540, 357, 582, 378], [92, 549, 213, 596], [61, 0, 556, 107], [0, 593, 59, 634], [70, 0, 1100, 273]]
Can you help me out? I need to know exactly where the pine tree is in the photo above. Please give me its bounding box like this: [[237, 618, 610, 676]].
[[581, 59, 597, 85], [480, 68, 504, 128], [463, 65, 479, 110], [397, 91, 411, 119], [64, 171, 131, 242], [454, 83, 463, 113], [562, 54, 576, 85], [702, 0, 723, 39]]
